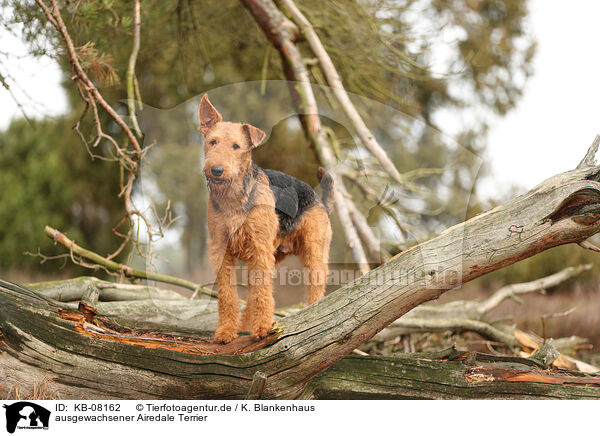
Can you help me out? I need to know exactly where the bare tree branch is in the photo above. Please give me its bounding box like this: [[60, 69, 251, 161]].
[[280, 0, 406, 186], [477, 264, 591, 314], [0, 69, 34, 125], [43, 225, 216, 298], [372, 264, 590, 341], [578, 239, 600, 253], [345, 199, 390, 262], [240, 0, 370, 273], [126, 0, 142, 137], [34, 0, 176, 269], [577, 134, 600, 169]]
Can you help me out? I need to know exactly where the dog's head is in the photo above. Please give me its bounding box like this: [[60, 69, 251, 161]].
[[198, 94, 266, 195]]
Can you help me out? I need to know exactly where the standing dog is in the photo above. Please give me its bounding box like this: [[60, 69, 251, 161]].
[[199, 94, 333, 343]]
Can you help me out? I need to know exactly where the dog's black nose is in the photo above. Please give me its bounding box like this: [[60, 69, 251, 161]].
[[211, 166, 224, 177]]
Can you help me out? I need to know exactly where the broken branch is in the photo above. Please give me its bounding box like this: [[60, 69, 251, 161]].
[[43, 225, 216, 298]]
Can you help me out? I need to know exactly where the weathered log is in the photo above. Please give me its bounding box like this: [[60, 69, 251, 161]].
[[370, 264, 592, 348], [2, 157, 600, 399], [26, 277, 600, 373], [32, 267, 588, 355], [3, 316, 600, 400], [310, 354, 600, 400], [28, 276, 187, 302]]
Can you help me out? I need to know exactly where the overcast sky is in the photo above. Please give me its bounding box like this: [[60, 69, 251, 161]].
[[1, 0, 599, 201], [479, 0, 600, 198]]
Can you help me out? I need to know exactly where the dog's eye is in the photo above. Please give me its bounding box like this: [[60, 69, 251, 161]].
[[232, 143, 240, 150], [209, 140, 217, 146]]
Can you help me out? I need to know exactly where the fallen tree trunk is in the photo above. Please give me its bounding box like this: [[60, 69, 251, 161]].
[[2, 153, 600, 398], [311, 354, 600, 400], [3, 331, 600, 400], [27, 267, 589, 356], [25, 269, 599, 374], [370, 264, 592, 350]]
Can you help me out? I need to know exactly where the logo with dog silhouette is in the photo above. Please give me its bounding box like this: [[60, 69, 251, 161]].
[[2, 402, 50, 433]]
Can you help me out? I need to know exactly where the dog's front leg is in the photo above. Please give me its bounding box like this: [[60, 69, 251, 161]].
[[247, 250, 275, 340], [214, 250, 239, 344]]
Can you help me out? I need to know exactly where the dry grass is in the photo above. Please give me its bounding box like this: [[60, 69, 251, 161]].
[[4, 379, 58, 400]]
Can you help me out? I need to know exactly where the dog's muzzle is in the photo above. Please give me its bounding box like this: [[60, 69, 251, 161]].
[[205, 171, 229, 188], [207, 177, 226, 185]]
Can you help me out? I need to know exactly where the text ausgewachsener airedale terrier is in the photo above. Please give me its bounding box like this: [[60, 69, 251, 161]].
[[198, 94, 333, 343]]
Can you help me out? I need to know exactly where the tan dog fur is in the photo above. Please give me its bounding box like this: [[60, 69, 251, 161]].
[[199, 94, 332, 343]]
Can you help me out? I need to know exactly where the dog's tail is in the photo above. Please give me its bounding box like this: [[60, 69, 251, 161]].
[[317, 167, 334, 213]]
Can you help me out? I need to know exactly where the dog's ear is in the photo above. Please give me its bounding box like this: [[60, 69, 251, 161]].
[[198, 94, 222, 135], [242, 124, 266, 148]]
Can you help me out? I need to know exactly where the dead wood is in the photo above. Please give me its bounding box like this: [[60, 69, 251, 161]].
[[3, 146, 600, 398]]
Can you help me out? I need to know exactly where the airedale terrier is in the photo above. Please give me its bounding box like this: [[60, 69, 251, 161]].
[[198, 94, 333, 343]]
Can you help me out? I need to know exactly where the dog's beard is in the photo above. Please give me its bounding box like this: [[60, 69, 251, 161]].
[[205, 167, 251, 202], [207, 178, 232, 198]]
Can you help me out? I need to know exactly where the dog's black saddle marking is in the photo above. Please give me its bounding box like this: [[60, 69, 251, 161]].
[[262, 167, 319, 236]]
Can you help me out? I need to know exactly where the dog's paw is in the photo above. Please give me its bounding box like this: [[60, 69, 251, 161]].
[[251, 321, 273, 341], [214, 327, 238, 344]]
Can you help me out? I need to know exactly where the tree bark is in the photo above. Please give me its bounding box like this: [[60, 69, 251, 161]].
[[310, 354, 600, 400], [3, 160, 600, 398]]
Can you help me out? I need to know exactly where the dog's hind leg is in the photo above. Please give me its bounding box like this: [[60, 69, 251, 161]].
[[299, 207, 332, 305], [301, 243, 330, 304]]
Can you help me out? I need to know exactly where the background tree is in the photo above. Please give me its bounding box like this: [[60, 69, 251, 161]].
[[0, 116, 123, 273], [0, 0, 537, 277]]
